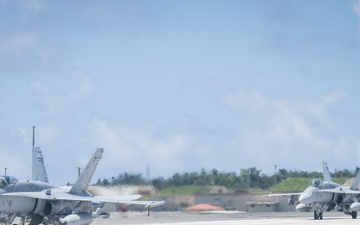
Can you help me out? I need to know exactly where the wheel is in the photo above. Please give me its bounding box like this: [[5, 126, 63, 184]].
[[19, 216, 25, 225], [314, 211, 319, 220], [351, 211, 357, 219]]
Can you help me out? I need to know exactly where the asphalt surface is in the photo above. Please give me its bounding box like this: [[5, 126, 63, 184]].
[[92, 211, 360, 225]]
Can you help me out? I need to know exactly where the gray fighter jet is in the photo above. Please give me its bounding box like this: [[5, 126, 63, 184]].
[[264, 161, 360, 220], [0, 148, 165, 225]]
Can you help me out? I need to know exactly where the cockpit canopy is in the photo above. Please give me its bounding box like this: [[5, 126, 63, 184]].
[[307, 178, 340, 189], [308, 179, 323, 187], [0, 176, 18, 189]]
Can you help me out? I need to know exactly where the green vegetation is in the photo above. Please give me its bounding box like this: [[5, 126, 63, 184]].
[[271, 177, 349, 192], [271, 178, 315, 192], [95, 167, 358, 194], [158, 185, 212, 196], [332, 177, 348, 185]]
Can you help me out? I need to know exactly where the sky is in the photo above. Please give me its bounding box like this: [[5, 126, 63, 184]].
[[1, 0, 360, 186]]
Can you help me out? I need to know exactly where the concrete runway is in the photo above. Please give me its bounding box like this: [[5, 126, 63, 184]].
[[92, 211, 360, 225]]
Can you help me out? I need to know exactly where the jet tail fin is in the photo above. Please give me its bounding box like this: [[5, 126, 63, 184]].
[[351, 169, 360, 190], [322, 161, 332, 182], [32, 147, 49, 183], [69, 148, 104, 195]]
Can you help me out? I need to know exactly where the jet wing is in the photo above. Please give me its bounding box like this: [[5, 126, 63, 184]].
[[59, 195, 165, 208], [55, 193, 144, 203], [3, 192, 164, 208], [118, 200, 166, 208], [262, 193, 302, 197], [93, 195, 141, 201], [3, 191, 58, 200], [3, 191, 137, 201]]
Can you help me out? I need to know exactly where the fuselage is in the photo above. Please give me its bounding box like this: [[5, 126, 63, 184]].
[[297, 179, 341, 208], [0, 175, 92, 216]]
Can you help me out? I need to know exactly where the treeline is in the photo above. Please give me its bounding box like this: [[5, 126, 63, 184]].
[[95, 167, 358, 192]]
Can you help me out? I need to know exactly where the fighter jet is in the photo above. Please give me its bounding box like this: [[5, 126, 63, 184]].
[[264, 161, 360, 220], [0, 148, 165, 225]]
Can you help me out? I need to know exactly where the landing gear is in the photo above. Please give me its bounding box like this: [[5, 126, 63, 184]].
[[351, 211, 357, 219], [314, 211, 323, 220], [288, 195, 297, 206], [19, 216, 26, 225], [29, 214, 43, 225], [343, 206, 358, 219]]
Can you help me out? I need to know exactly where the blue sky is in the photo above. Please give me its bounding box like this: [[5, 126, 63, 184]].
[[1, 0, 360, 186]]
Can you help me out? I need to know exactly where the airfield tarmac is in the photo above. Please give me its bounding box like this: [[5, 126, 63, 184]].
[[92, 211, 360, 225]]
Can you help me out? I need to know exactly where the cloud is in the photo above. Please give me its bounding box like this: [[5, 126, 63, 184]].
[[79, 88, 359, 178], [223, 88, 358, 173], [353, 0, 360, 40], [88, 118, 209, 177], [22, 0, 44, 12], [322, 89, 348, 105], [81, 88, 356, 178], [13, 127, 31, 143], [0, 33, 51, 69], [0, 146, 28, 177], [67, 70, 94, 102], [0, 0, 44, 12], [19, 80, 360, 180], [353, 0, 360, 18], [225, 89, 268, 112], [30, 71, 94, 115], [0, 128, 35, 179]]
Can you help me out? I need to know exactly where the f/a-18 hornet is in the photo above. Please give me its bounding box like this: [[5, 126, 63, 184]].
[[0, 148, 165, 225], [264, 161, 360, 220]]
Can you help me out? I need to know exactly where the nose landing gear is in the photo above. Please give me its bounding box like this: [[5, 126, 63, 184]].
[[314, 210, 323, 220]]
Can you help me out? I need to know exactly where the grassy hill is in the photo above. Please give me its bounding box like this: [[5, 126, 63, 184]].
[[156, 178, 349, 196], [270, 177, 348, 192], [158, 185, 213, 196]]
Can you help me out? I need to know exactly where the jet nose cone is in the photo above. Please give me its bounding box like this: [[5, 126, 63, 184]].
[[299, 193, 312, 204]]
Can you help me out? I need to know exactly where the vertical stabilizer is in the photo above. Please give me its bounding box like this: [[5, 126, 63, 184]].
[[32, 147, 49, 183], [351, 169, 360, 190], [69, 148, 104, 195], [322, 161, 332, 182]]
